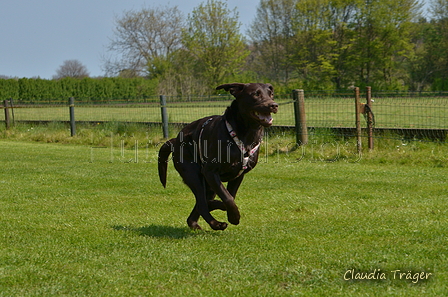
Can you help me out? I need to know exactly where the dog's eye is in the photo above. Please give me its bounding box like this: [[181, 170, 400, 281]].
[[251, 90, 261, 97]]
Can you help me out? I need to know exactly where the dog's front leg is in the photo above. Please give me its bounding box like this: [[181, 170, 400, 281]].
[[203, 171, 240, 225], [227, 174, 244, 199]]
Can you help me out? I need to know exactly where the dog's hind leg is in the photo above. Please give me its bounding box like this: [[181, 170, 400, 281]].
[[187, 180, 227, 230], [179, 166, 228, 231], [187, 206, 202, 230], [187, 199, 226, 230]]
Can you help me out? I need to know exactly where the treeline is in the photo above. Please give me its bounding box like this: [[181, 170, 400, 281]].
[[240, 0, 448, 92], [4, 0, 448, 100], [0, 77, 158, 102], [103, 0, 448, 95]]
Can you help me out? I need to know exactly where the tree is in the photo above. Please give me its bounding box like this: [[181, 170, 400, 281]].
[[104, 5, 184, 77], [53, 60, 89, 79], [181, 0, 249, 88], [350, 0, 421, 89], [292, 0, 338, 89], [407, 17, 435, 91], [247, 0, 297, 86], [423, 0, 448, 89], [320, 0, 359, 89]]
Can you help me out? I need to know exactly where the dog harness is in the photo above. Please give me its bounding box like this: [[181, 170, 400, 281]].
[[225, 120, 261, 178], [198, 117, 260, 178]]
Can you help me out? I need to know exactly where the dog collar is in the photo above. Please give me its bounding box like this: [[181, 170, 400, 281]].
[[225, 120, 261, 177]]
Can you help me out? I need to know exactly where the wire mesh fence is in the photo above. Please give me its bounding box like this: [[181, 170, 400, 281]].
[[292, 91, 448, 130], [372, 96, 447, 129], [9, 101, 161, 123], [2, 90, 447, 142]]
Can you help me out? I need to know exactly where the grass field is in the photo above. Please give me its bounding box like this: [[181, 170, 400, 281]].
[[1, 132, 447, 295], [8, 95, 448, 129]]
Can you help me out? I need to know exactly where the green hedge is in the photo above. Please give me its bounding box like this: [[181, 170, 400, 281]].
[[0, 77, 158, 102]]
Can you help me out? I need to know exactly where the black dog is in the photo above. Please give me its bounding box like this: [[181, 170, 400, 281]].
[[158, 83, 278, 230]]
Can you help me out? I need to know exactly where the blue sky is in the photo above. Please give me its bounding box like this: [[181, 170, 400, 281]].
[[0, 0, 259, 79]]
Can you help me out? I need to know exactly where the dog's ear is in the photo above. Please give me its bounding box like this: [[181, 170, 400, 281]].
[[216, 83, 247, 97], [265, 83, 274, 96]]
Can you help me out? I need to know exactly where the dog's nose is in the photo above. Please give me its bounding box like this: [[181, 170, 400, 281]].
[[270, 102, 279, 112]]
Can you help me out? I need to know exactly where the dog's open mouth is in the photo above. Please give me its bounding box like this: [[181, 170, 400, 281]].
[[254, 111, 273, 126]]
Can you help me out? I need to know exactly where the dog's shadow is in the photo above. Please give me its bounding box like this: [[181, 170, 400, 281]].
[[112, 224, 217, 239]]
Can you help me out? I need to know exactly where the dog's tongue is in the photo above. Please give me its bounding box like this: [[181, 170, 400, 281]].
[[256, 112, 273, 125]]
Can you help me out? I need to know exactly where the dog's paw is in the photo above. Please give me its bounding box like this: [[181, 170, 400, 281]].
[[210, 220, 228, 231], [227, 209, 240, 225], [187, 219, 203, 230]]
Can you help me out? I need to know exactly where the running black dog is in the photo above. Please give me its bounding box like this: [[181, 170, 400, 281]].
[[158, 83, 278, 230]]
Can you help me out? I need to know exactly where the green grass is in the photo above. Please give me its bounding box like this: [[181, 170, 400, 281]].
[[9, 95, 448, 128], [0, 134, 447, 295]]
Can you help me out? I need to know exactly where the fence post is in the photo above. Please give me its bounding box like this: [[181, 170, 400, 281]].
[[366, 86, 374, 150], [9, 98, 15, 126], [292, 89, 308, 146], [354, 87, 362, 154], [160, 95, 169, 139], [3, 100, 10, 129], [69, 97, 76, 136]]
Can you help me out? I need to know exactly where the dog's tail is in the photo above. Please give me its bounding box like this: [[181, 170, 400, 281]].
[[158, 138, 175, 188]]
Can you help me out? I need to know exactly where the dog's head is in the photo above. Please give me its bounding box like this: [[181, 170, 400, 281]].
[[216, 83, 278, 127]]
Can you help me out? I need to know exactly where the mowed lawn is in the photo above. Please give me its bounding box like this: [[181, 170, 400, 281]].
[[0, 141, 447, 296]]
